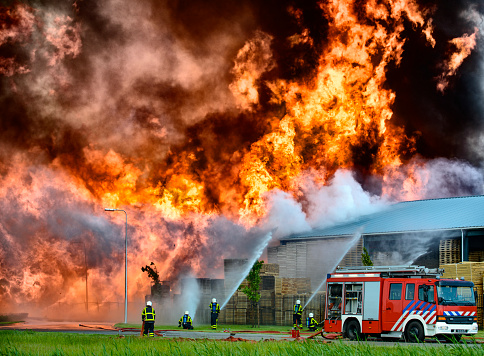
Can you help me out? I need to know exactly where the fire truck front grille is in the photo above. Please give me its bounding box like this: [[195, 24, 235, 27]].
[[445, 316, 475, 324]]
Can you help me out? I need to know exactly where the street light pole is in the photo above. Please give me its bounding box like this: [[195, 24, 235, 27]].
[[105, 208, 128, 324]]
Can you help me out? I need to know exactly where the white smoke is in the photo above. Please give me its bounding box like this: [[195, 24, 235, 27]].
[[261, 169, 389, 240], [174, 275, 201, 322]]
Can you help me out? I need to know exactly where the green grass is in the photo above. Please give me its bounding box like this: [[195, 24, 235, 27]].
[[1, 330, 484, 356], [0, 321, 24, 325]]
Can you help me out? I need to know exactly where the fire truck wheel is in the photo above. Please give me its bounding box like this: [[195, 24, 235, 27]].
[[345, 320, 362, 341], [404, 321, 424, 343]]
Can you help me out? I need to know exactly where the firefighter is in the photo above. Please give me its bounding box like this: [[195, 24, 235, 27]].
[[306, 312, 319, 331], [141, 301, 156, 337], [178, 311, 194, 329], [209, 298, 220, 330], [293, 299, 303, 328]]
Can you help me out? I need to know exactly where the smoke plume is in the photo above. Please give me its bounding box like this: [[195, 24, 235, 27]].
[[1, 0, 484, 319]]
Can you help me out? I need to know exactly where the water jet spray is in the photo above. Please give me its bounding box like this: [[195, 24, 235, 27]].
[[220, 230, 274, 310], [303, 229, 363, 309]]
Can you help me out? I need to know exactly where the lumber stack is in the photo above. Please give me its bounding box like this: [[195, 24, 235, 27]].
[[274, 277, 311, 294], [339, 238, 363, 267], [439, 239, 461, 265], [223, 291, 248, 324], [469, 251, 484, 262], [260, 263, 279, 276]]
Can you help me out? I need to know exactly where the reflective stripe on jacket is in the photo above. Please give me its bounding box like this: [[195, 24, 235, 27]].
[[293, 304, 303, 315], [209, 302, 220, 313], [179, 315, 193, 324], [309, 317, 318, 328], [142, 306, 156, 321]]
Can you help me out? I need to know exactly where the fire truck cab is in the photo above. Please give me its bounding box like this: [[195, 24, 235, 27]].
[[324, 266, 478, 342]]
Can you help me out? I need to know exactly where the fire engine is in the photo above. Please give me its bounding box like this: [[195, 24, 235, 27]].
[[324, 265, 478, 342]]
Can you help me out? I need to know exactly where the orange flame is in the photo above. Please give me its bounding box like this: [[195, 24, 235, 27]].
[[0, 0, 479, 317]]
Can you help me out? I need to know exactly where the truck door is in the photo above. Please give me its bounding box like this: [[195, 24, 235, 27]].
[[382, 281, 403, 331], [417, 283, 436, 324]]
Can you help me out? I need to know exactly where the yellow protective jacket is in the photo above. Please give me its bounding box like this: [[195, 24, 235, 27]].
[[142, 306, 156, 322], [308, 317, 318, 329], [178, 314, 193, 325], [209, 302, 220, 314], [293, 304, 303, 315]]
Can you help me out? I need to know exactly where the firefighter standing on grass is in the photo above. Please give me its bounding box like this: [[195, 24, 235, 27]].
[[141, 301, 156, 337], [209, 298, 220, 329], [293, 299, 303, 328]]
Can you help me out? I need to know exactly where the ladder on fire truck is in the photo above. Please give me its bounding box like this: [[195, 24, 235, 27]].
[[334, 265, 444, 278]]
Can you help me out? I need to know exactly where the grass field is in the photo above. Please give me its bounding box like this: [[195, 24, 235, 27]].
[[1, 330, 484, 356]]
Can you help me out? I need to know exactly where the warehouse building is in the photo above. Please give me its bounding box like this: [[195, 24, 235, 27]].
[[268, 195, 484, 289]]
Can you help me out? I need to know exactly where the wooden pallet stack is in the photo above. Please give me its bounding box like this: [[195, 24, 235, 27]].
[[260, 263, 279, 276], [439, 239, 461, 265], [274, 277, 311, 294], [259, 290, 274, 308], [223, 291, 248, 324], [339, 238, 363, 267], [440, 262, 484, 327], [468, 251, 484, 262]]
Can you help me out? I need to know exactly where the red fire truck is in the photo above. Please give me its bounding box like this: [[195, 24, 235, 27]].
[[324, 266, 478, 342]]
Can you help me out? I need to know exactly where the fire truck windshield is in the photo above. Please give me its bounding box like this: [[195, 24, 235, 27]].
[[436, 281, 476, 306]]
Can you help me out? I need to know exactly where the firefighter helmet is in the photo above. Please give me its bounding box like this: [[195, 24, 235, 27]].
[[309, 313, 314, 318], [146, 301, 152, 306], [212, 298, 216, 303], [296, 300, 301, 304], [185, 311, 189, 315]]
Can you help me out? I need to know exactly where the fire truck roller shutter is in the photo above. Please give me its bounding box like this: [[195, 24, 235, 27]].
[[363, 282, 380, 320]]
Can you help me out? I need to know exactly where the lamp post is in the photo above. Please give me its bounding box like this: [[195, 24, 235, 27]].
[[105, 208, 128, 324]]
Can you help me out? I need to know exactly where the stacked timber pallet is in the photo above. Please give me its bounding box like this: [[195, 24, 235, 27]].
[[259, 290, 275, 325], [260, 263, 279, 276], [275, 277, 311, 294], [339, 238, 363, 267], [259, 290, 274, 308], [222, 291, 247, 324], [439, 239, 461, 265], [260, 307, 275, 324], [440, 262, 484, 327], [469, 251, 484, 262]]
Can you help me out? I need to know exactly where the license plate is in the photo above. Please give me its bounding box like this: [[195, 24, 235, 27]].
[[454, 329, 466, 333]]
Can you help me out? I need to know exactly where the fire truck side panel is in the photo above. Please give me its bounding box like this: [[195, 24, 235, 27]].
[[324, 319, 342, 332], [363, 281, 380, 320], [362, 320, 380, 334], [362, 281, 381, 334]]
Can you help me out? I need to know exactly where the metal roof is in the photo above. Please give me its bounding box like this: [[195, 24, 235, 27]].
[[283, 195, 484, 241]]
